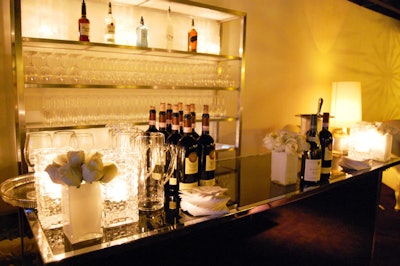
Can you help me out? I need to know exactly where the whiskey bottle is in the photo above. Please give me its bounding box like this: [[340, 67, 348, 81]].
[[197, 105, 216, 186], [300, 114, 322, 185], [136, 16, 148, 48], [188, 18, 197, 52], [104, 2, 115, 43], [177, 105, 199, 190], [319, 112, 333, 181], [78, 0, 90, 42], [190, 103, 199, 139]]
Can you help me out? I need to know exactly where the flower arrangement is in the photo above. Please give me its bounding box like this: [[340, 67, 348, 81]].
[[45, 150, 119, 187], [263, 130, 309, 154]]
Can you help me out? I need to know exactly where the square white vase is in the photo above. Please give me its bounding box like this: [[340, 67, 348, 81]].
[[62, 182, 103, 244], [271, 151, 298, 185]]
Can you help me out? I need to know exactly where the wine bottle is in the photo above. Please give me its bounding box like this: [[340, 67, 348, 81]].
[[190, 103, 199, 139], [166, 103, 172, 134], [198, 105, 216, 186], [300, 114, 322, 185], [178, 102, 184, 134], [319, 112, 333, 181], [188, 18, 197, 52], [158, 103, 169, 139], [166, 104, 182, 194], [166, 7, 174, 50], [78, 0, 90, 42], [146, 106, 158, 133], [136, 16, 148, 48], [177, 105, 199, 190], [104, 2, 115, 43]]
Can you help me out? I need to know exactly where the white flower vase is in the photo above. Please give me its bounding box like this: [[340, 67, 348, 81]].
[[271, 151, 298, 185], [62, 182, 103, 244]]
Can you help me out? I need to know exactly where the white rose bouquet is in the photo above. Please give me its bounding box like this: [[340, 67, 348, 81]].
[[263, 130, 309, 154]]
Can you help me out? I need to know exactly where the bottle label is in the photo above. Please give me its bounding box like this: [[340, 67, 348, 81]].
[[149, 120, 156, 126], [321, 166, 332, 175], [172, 124, 179, 130], [169, 177, 177, 185], [169, 201, 177, 210], [159, 122, 166, 128], [202, 125, 210, 131], [106, 23, 115, 34], [80, 23, 90, 37], [179, 181, 198, 190], [324, 145, 333, 161], [152, 172, 162, 181], [200, 178, 215, 186], [183, 126, 191, 133], [304, 158, 321, 182], [185, 152, 198, 175], [205, 152, 216, 171], [190, 35, 197, 43]]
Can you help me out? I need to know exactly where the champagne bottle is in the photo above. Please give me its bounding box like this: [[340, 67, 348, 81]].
[[78, 0, 90, 42], [104, 2, 115, 43], [146, 106, 158, 133], [158, 103, 169, 139], [198, 105, 216, 186], [166, 7, 174, 50], [136, 16, 148, 47], [300, 114, 322, 185], [319, 112, 333, 180], [177, 105, 199, 190], [188, 18, 197, 52], [190, 103, 199, 139], [166, 103, 172, 134]]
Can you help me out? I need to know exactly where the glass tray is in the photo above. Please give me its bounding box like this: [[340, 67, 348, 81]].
[[0, 174, 36, 208]]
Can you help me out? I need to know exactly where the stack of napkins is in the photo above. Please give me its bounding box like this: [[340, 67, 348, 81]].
[[180, 186, 230, 216]]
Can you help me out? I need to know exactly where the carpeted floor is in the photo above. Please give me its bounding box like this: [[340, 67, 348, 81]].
[[0, 183, 399, 265]]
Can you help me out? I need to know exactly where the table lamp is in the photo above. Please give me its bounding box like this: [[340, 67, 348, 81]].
[[330, 81, 362, 155]]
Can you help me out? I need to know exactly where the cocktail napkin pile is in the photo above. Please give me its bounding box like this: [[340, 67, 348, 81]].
[[339, 156, 372, 171], [179, 186, 230, 216]]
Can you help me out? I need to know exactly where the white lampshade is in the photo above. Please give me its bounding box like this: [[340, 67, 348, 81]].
[[330, 81, 362, 128]]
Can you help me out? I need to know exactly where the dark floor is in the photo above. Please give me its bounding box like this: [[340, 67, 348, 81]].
[[0, 183, 399, 266]]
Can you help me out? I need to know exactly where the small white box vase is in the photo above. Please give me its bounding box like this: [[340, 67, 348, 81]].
[[62, 182, 103, 244], [271, 151, 298, 185]]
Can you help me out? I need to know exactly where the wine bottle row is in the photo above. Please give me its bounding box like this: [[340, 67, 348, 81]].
[[300, 113, 333, 187], [79, 0, 198, 51]]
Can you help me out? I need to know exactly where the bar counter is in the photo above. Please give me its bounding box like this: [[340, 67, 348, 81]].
[[24, 153, 400, 265]]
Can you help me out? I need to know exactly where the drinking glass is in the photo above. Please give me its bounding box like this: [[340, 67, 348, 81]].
[[70, 132, 94, 153], [133, 132, 176, 211], [53, 131, 75, 149], [24, 132, 52, 168]]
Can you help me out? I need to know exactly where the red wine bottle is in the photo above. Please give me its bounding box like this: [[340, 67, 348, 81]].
[[158, 103, 169, 139], [166, 104, 182, 194], [300, 114, 322, 186], [146, 106, 158, 133], [197, 105, 216, 186], [166, 103, 172, 134], [177, 105, 198, 190], [319, 112, 333, 181], [190, 103, 199, 139]]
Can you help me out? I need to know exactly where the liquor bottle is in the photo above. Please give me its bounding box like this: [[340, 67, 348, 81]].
[[145, 106, 158, 133], [197, 105, 216, 186], [166, 103, 173, 134], [300, 114, 322, 185], [190, 103, 199, 139], [104, 2, 115, 44], [158, 103, 169, 139], [177, 105, 199, 190], [78, 0, 90, 42], [178, 102, 184, 134], [188, 18, 197, 52], [136, 16, 148, 48], [166, 104, 183, 194], [319, 112, 333, 181], [166, 7, 174, 50]]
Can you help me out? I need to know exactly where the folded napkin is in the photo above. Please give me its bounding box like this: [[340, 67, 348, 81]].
[[339, 156, 372, 171], [179, 186, 230, 216]]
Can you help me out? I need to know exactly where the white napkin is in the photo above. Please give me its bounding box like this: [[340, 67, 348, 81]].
[[339, 156, 372, 171], [179, 186, 230, 216]]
